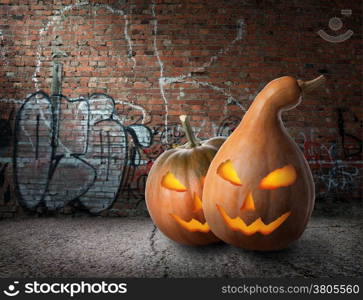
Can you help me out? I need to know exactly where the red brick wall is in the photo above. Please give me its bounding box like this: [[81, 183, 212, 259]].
[[0, 0, 361, 217]]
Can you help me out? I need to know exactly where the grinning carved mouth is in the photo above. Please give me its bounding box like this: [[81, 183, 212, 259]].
[[216, 204, 290, 236], [169, 214, 210, 233]]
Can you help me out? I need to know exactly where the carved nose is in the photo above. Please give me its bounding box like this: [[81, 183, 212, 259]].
[[240, 191, 255, 211]]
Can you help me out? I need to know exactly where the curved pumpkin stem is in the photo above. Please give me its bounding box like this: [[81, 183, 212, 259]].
[[180, 115, 200, 148], [297, 75, 326, 94]]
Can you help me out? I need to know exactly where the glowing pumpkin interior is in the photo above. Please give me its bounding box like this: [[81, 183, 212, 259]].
[[217, 205, 291, 236], [241, 192, 255, 211], [217, 160, 242, 186], [216, 164, 297, 235], [161, 171, 209, 233], [193, 193, 203, 213], [169, 213, 210, 233], [259, 164, 297, 190], [161, 171, 187, 192]]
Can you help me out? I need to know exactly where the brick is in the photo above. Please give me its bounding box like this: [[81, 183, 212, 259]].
[[0, 0, 360, 218]]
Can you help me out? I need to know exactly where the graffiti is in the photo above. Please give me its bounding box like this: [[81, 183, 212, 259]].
[[13, 91, 151, 213], [126, 124, 154, 165], [216, 116, 242, 137], [0, 1, 361, 216], [118, 124, 153, 202], [0, 29, 7, 64], [152, 123, 185, 147], [300, 130, 361, 195], [316, 161, 359, 194], [33, 1, 135, 90], [117, 117, 240, 203], [151, 0, 248, 140], [118, 122, 185, 202], [120, 163, 152, 205], [337, 108, 362, 159], [0, 109, 13, 156], [118, 116, 247, 202], [5, 0, 258, 214], [0, 163, 11, 204], [7, 99, 363, 213]]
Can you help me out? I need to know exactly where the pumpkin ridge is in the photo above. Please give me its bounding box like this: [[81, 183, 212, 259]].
[[202, 75, 324, 250], [145, 115, 226, 246]]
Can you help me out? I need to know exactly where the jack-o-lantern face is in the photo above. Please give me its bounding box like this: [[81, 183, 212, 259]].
[[161, 171, 210, 233], [216, 162, 296, 236], [202, 76, 322, 251], [145, 115, 226, 246], [203, 152, 314, 251]]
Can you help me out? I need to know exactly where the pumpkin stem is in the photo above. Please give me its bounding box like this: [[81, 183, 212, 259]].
[[180, 115, 200, 148], [297, 75, 326, 94]]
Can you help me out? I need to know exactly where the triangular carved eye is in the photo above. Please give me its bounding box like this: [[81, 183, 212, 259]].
[[259, 165, 297, 190], [217, 160, 242, 186], [161, 172, 187, 192]]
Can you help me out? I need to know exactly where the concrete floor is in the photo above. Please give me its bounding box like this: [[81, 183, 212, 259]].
[[0, 215, 362, 278]]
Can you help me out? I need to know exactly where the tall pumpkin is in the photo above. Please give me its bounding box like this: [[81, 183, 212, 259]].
[[145, 115, 225, 245], [202, 75, 325, 251]]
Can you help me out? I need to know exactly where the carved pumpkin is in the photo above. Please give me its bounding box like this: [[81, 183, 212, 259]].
[[145, 115, 225, 245], [202, 75, 326, 251]]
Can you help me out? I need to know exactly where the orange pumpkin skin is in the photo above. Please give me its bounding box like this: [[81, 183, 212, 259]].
[[145, 120, 225, 245], [202, 76, 324, 251]]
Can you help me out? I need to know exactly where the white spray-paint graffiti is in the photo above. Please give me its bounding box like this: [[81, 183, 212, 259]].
[[151, 1, 169, 138], [12, 91, 155, 213], [299, 130, 362, 196], [23, 0, 248, 147], [0, 29, 7, 64], [151, 0, 248, 142], [1, 1, 361, 214], [29, 0, 143, 158], [33, 1, 135, 90]]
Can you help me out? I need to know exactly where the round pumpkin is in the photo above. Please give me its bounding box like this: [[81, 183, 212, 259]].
[[145, 115, 226, 245], [202, 75, 325, 251]]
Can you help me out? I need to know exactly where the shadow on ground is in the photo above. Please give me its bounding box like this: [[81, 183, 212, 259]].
[[0, 213, 361, 278]]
